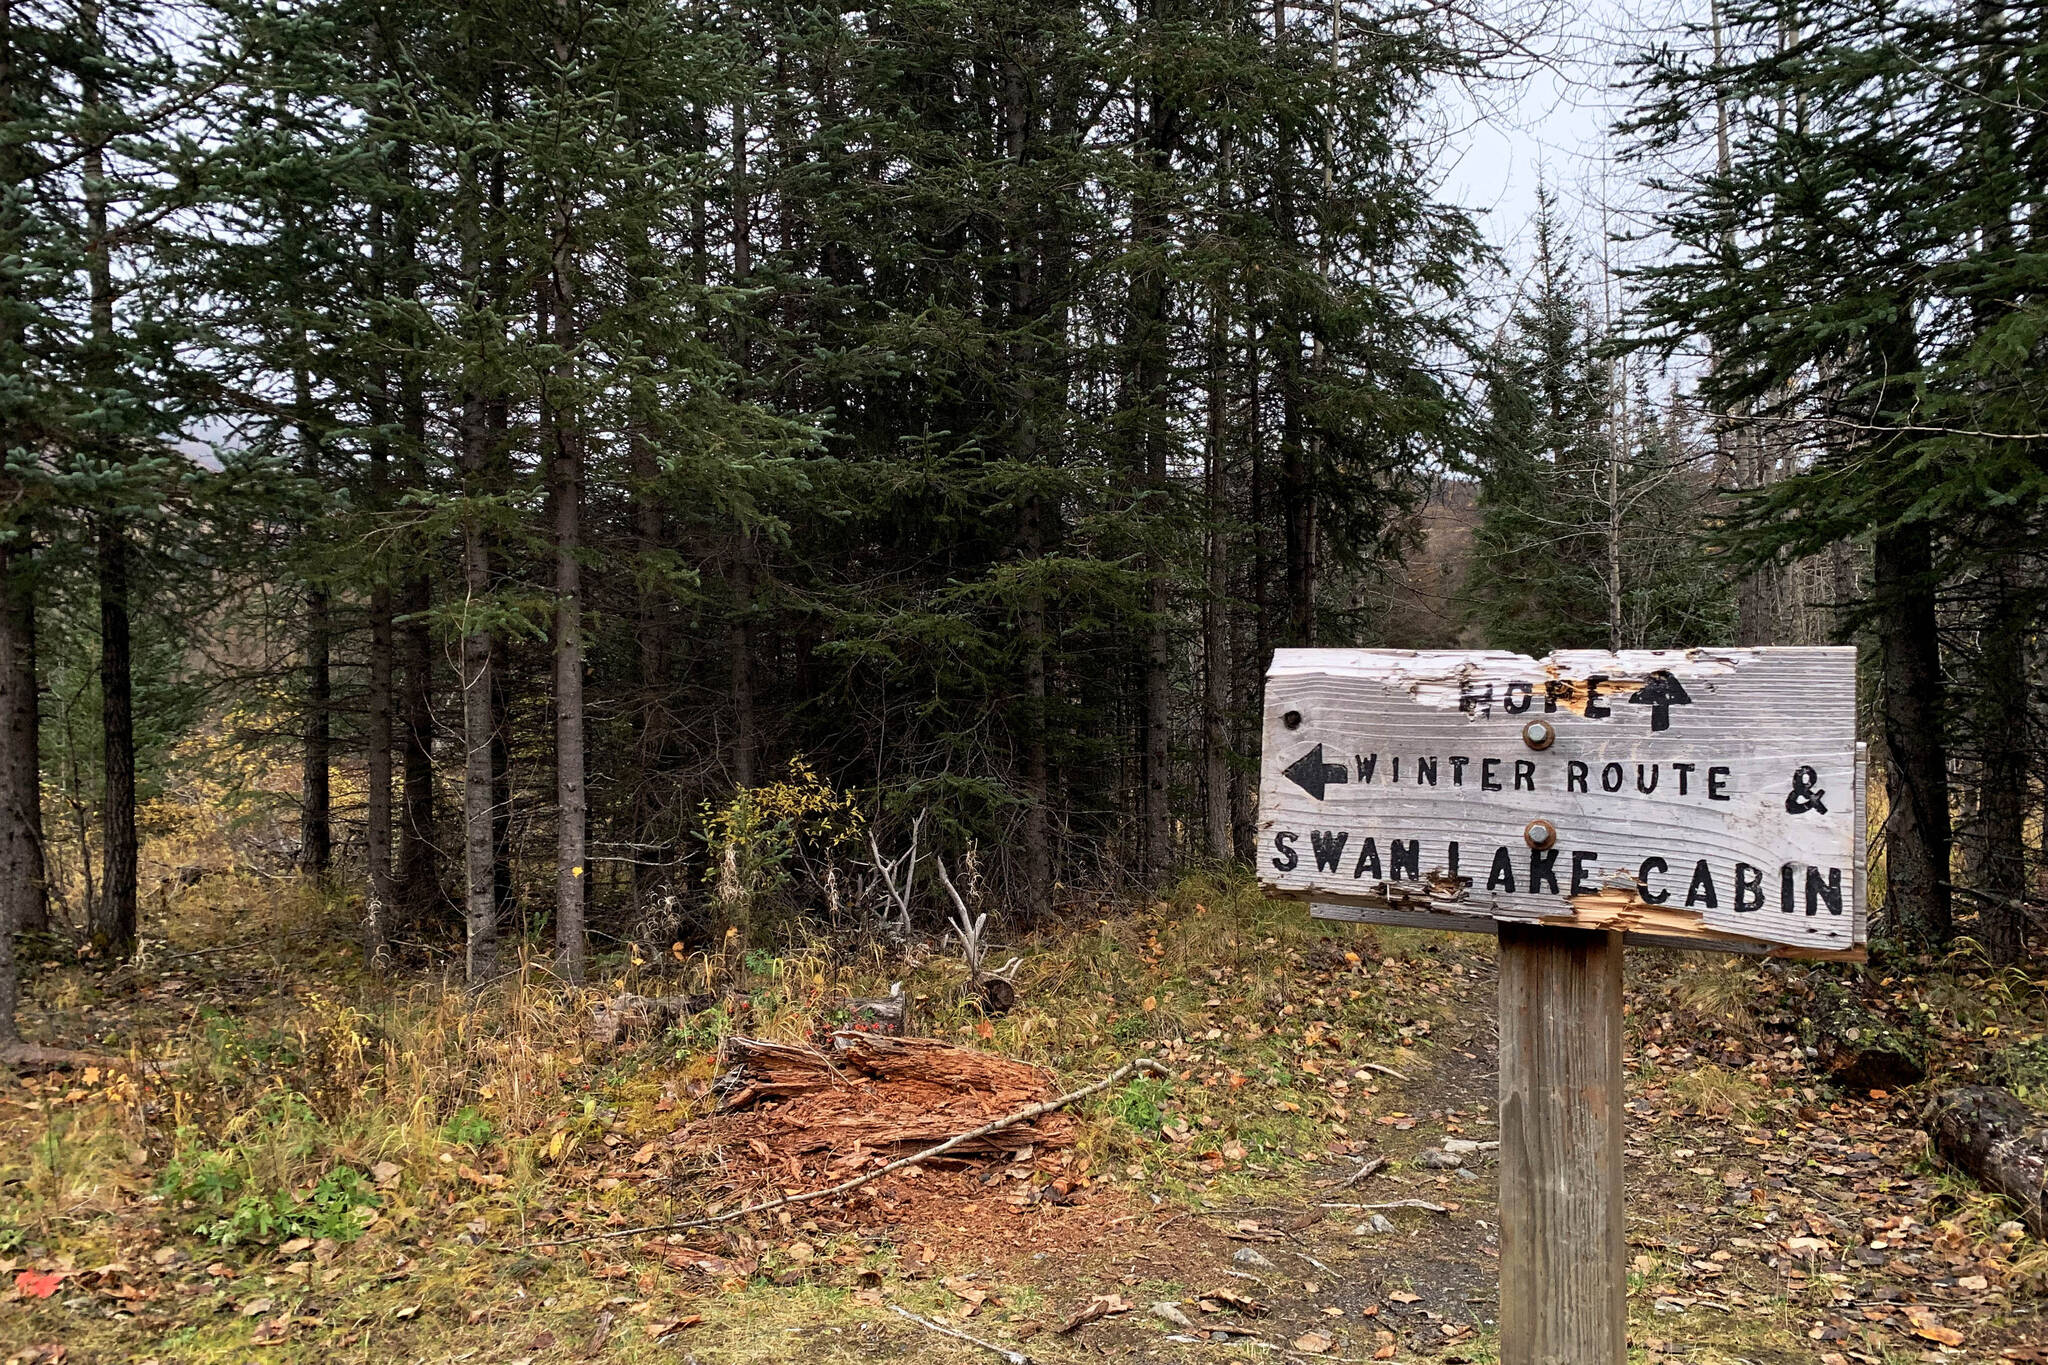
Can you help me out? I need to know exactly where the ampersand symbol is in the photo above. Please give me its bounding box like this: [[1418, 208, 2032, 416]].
[[1785, 766, 1827, 815]]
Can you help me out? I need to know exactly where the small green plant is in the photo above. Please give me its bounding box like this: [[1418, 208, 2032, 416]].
[[441, 1106, 497, 1149], [198, 1166, 381, 1248], [158, 1144, 246, 1208], [666, 1004, 733, 1057], [0, 1220, 24, 1254], [1106, 1076, 1168, 1134]]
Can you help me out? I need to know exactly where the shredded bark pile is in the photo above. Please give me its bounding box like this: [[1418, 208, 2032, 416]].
[[688, 1033, 1075, 1165]]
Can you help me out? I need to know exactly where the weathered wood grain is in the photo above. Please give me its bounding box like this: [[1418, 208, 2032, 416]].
[[1926, 1086, 2048, 1237], [1497, 923, 1625, 1365], [1261, 647, 1863, 959]]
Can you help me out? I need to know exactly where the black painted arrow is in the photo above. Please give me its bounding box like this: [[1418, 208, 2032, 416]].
[[1282, 744, 1349, 801], [1628, 670, 1694, 732]]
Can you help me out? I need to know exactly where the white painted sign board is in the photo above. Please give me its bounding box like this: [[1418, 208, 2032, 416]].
[[1259, 647, 1865, 960]]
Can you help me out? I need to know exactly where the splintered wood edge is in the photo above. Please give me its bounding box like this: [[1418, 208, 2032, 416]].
[[1288, 888, 1867, 963]]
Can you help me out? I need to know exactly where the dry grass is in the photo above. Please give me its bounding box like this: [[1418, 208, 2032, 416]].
[[7, 796, 2045, 1363], [1662, 1063, 1771, 1120]]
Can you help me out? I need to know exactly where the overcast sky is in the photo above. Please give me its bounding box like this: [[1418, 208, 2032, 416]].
[[1428, 0, 1707, 330]]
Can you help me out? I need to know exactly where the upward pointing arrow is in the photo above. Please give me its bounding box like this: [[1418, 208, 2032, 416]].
[[1282, 744, 1350, 801], [1629, 670, 1694, 732]]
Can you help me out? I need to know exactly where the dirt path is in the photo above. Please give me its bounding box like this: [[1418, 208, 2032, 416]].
[[835, 950, 2043, 1365]]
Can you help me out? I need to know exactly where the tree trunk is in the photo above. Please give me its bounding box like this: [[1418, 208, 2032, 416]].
[[398, 569, 437, 915], [1, 541, 43, 938], [82, 0, 134, 960], [1131, 6, 1176, 879], [1202, 254, 1232, 859], [729, 548, 757, 788], [628, 366, 669, 916], [491, 646, 513, 923], [367, 575, 394, 967], [1232, 334, 1263, 861], [1279, 338, 1313, 648], [0, 0, 18, 1042], [365, 384, 395, 966], [389, 126, 438, 922], [363, 180, 394, 966], [727, 96, 758, 793], [0, 540, 31, 1044], [1974, 565, 2029, 964], [1000, 40, 1052, 919], [1874, 516, 1952, 948], [0, 841, 14, 1044], [549, 189, 587, 984], [94, 519, 136, 958], [1019, 494, 1052, 917], [0, 5, 40, 940], [301, 596, 331, 877], [457, 153, 497, 987], [1144, 572, 1171, 877], [296, 366, 330, 878]]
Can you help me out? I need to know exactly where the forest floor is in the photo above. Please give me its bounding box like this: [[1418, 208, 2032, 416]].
[[4, 864, 2048, 1365]]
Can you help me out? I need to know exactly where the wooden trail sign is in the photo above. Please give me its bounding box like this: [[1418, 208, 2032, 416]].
[[1257, 646, 1867, 1365], [1258, 646, 1866, 960]]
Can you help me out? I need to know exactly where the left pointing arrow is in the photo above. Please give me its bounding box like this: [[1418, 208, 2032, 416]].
[[1282, 744, 1349, 801]]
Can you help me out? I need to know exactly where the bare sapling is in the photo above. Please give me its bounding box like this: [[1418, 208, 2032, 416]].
[[935, 851, 1020, 1013], [861, 810, 923, 941]]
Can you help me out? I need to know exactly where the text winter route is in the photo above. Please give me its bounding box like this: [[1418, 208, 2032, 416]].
[[1258, 646, 1867, 959]]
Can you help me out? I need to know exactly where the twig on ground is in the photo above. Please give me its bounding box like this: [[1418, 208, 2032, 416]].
[[1289, 1250, 1336, 1276], [496, 1054, 1168, 1251], [1336, 1155, 1386, 1190], [1358, 1061, 1409, 1082], [158, 937, 266, 962], [1318, 1199, 1449, 1213], [0, 1042, 118, 1070], [890, 1305, 1034, 1364]]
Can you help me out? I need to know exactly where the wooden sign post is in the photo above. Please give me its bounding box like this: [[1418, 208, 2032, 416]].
[[1257, 647, 1865, 1365]]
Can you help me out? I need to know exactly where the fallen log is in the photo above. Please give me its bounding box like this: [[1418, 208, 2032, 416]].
[[1925, 1085, 2048, 1237], [588, 991, 744, 1047], [0, 1041, 118, 1071], [1810, 982, 1925, 1091]]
